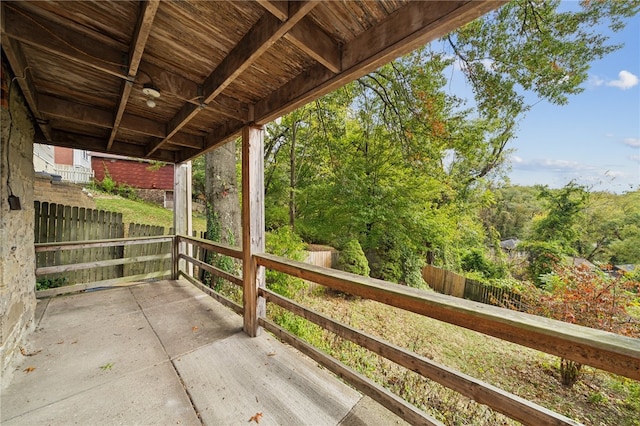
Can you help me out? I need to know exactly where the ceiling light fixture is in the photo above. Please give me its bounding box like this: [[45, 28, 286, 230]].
[[142, 83, 160, 108]]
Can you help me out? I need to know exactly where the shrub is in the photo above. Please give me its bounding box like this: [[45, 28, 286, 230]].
[[520, 264, 639, 387], [400, 246, 428, 289], [336, 239, 370, 277], [36, 276, 67, 291], [265, 226, 307, 298]]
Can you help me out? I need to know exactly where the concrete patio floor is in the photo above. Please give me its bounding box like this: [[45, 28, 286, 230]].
[[1, 280, 407, 425]]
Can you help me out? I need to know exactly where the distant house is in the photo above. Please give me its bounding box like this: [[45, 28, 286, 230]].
[[34, 144, 93, 183], [572, 257, 597, 271], [499, 238, 524, 258], [612, 264, 637, 276], [91, 152, 174, 208]]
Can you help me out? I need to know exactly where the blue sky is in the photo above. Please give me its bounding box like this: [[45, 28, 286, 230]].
[[445, 3, 640, 193], [508, 7, 639, 193]]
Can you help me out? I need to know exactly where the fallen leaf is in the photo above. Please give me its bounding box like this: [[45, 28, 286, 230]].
[[267, 351, 276, 357], [192, 326, 198, 332], [248, 412, 263, 424], [99, 362, 114, 370], [23, 367, 36, 373]]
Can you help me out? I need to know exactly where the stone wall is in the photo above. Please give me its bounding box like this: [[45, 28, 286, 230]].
[[0, 62, 36, 383]]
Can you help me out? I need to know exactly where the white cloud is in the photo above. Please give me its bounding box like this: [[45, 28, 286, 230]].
[[623, 137, 640, 147], [606, 70, 639, 90], [630, 155, 640, 162], [588, 75, 605, 87]]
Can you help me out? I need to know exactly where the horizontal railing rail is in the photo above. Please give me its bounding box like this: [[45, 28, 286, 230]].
[[255, 253, 639, 382], [259, 287, 579, 426], [34, 235, 173, 252], [34, 236, 174, 297], [176, 234, 243, 259], [176, 234, 243, 315]]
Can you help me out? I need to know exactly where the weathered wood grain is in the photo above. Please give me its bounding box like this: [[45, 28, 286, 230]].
[[255, 253, 640, 381]]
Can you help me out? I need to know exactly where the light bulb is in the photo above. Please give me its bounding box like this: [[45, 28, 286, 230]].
[[146, 99, 156, 108]]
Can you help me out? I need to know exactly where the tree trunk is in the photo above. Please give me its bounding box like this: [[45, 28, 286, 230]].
[[289, 123, 296, 230], [205, 141, 241, 246]]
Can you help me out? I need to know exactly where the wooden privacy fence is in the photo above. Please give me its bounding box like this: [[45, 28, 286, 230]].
[[124, 224, 172, 278], [35, 201, 124, 285], [34, 202, 172, 290], [422, 264, 520, 308]]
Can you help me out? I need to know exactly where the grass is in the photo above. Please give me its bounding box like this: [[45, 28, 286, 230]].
[[93, 194, 206, 234], [269, 289, 640, 425]]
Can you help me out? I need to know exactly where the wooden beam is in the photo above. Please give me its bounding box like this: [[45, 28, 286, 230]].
[[242, 126, 266, 337], [256, 0, 288, 21], [255, 1, 503, 124], [107, 0, 159, 150], [176, 119, 245, 163], [147, 1, 318, 156], [285, 18, 341, 73], [257, 0, 341, 72], [36, 130, 176, 163], [38, 94, 204, 149]]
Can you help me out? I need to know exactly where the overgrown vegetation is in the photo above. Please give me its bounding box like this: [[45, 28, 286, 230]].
[[35, 276, 67, 291], [91, 167, 138, 201]]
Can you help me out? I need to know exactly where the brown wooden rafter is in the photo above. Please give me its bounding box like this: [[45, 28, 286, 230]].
[[145, 1, 319, 157], [106, 0, 159, 151]]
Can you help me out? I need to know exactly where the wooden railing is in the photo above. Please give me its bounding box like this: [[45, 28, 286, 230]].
[[176, 235, 244, 315], [34, 235, 174, 297], [36, 235, 640, 425], [254, 253, 640, 426]]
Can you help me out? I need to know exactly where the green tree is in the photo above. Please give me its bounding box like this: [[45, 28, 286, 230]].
[[529, 182, 589, 253]]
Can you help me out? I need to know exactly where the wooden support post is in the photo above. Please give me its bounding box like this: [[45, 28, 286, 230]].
[[242, 125, 266, 337], [173, 161, 193, 277]]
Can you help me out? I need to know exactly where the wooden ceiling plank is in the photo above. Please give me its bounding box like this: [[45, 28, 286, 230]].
[[256, 0, 288, 21], [3, 4, 249, 125], [1, 34, 53, 141], [254, 1, 504, 124], [148, 1, 318, 157], [107, 0, 159, 150], [37, 129, 176, 163], [285, 18, 341, 73], [135, 62, 249, 121], [2, 4, 125, 79], [38, 94, 203, 149]]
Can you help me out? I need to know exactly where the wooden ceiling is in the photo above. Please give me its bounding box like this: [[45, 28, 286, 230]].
[[1, 1, 502, 164]]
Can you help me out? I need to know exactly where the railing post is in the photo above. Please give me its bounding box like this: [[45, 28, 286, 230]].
[[242, 125, 265, 337], [171, 235, 179, 280], [173, 161, 193, 277]]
